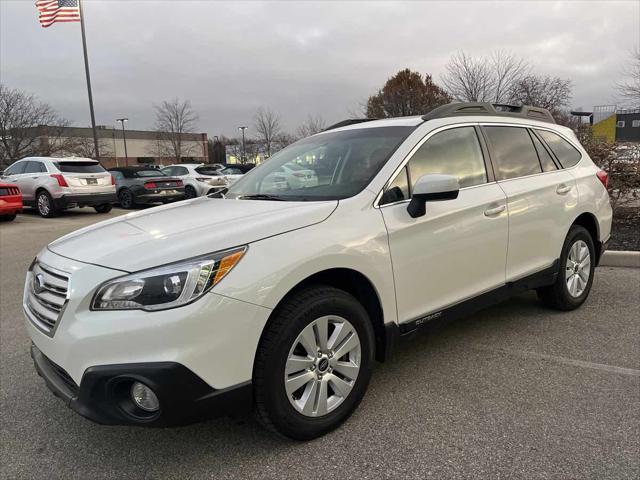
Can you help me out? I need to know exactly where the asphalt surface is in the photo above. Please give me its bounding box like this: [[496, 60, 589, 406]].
[[1, 207, 639, 479]]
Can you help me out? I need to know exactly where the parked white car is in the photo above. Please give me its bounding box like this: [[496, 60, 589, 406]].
[[161, 164, 227, 198], [219, 166, 244, 186], [25, 103, 612, 440], [1, 157, 116, 217]]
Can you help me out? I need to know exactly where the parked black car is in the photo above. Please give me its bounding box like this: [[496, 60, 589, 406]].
[[109, 167, 186, 209]]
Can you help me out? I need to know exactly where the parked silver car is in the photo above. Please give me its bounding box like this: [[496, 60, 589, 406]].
[[0, 157, 116, 217], [161, 164, 227, 198]]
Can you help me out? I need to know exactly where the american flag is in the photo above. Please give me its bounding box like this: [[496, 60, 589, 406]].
[[35, 0, 80, 28]]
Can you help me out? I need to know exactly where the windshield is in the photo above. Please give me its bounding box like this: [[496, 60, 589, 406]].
[[226, 126, 414, 201]]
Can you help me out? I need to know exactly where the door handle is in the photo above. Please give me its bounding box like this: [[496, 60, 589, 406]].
[[484, 204, 506, 217], [556, 184, 572, 195]]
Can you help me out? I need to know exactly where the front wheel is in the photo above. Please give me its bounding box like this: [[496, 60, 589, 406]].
[[94, 204, 112, 214], [537, 225, 595, 310], [253, 286, 375, 440]]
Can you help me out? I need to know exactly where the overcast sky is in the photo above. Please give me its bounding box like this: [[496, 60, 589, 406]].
[[1, 0, 638, 137]]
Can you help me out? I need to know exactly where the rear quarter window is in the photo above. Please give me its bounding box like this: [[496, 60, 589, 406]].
[[54, 161, 106, 173], [536, 130, 582, 168]]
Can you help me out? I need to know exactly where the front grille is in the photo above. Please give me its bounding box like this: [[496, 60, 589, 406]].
[[25, 262, 70, 336]]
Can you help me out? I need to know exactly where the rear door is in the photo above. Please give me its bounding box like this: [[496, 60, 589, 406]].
[[481, 125, 578, 281], [20, 160, 48, 202]]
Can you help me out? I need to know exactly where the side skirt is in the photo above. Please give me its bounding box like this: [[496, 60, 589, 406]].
[[398, 260, 559, 335]]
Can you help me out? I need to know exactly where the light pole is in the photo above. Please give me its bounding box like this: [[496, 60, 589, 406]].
[[238, 126, 247, 163], [116, 118, 128, 166]]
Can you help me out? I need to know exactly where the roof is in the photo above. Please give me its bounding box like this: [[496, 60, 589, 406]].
[[18, 156, 97, 163], [325, 102, 557, 133], [19, 126, 207, 142]]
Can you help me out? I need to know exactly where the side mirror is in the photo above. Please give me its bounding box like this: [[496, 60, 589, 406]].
[[407, 174, 460, 218]]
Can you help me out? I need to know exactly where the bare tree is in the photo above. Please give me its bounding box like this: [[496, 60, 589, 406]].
[[0, 84, 70, 166], [441, 50, 530, 103], [254, 107, 282, 157], [616, 48, 640, 107], [507, 75, 573, 115], [153, 98, 199, 162], [491, 50, 530, 104], [66, 136, 114, 159], [295, 114, 326, 139]]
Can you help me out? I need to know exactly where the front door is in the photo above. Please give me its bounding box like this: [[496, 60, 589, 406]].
[[380, 125, 509, 325]]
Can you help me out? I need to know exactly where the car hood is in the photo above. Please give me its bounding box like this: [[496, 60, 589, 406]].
[[48, 197, 338, 272]]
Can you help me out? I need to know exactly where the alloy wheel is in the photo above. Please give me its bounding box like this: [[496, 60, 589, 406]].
[[565, 239, 591, 297], [284, 315, 361, 417], [37, 194, 50, 216]]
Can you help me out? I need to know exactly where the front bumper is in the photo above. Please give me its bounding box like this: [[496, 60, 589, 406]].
[[54, 192, 117, 208], [31, 344, 252, 426]]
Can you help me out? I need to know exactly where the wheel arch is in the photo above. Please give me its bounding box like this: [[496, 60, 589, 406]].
[[571, 212, 603, 263], [259, 267, 392, 363]]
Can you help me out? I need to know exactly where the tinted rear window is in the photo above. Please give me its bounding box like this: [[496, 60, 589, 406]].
[[135, 170, 165, 177], [195, 167, 222, 176], [537, 130, 582, 168], [484, 126, 542, 180], [54, 161, 106, 173]]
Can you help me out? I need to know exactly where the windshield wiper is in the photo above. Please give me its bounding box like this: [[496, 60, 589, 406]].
[[238, 194, 286, 201]]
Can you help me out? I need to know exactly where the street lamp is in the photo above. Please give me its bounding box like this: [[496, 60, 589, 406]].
[[238, 126, 247, 163], [116, 118, 128, 166]]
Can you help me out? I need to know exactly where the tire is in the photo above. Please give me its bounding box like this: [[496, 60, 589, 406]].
[[254, 285, 375, 440], [118, 189, 135, 209], [537, 225, 596, 311], [0, 214, 17, 221], [185, 185, 197, 199], [94, 204, 112, 214], [36, 190, 57, 218]]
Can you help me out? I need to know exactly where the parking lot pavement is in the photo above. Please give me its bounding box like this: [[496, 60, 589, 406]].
[[1, 210, 639, 480]]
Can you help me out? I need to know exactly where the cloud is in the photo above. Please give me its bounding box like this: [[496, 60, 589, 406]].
[[1, 0, 637, 136]]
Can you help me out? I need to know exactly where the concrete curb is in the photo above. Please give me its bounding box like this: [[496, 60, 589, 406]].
[[600, 251, 640, 268]]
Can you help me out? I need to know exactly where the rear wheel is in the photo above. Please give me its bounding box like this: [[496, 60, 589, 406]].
[[254, 286, 374, 440], [36, 191, 57, 218], [118, 189, 135, 209], [537, 225, 595, 310], [94, 204, 112, 214], [185, 185, 197, 199]]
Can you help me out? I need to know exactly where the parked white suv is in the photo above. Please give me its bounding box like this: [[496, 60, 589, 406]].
[[2, 157, 116, 217], [24, 103, 612, 440], [161, 163, 227, 198]]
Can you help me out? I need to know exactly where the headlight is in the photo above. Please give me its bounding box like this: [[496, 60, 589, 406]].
[[91, 246, 246, 311]]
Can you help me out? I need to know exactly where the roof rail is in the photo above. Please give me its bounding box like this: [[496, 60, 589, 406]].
[[323, 118, 377, 131], [421, 102, 556, 124]]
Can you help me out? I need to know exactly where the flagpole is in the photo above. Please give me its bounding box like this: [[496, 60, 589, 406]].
[[78, 0, 100, 160]]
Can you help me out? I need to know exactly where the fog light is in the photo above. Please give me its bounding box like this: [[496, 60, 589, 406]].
[[130, 382, 160, 412]]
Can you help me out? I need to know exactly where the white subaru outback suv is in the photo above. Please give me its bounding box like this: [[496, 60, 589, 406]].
[[25, 103, 612, 440]]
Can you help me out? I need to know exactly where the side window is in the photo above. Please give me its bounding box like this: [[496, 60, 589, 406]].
[[530, 132, 557, 172], [161, 167, 173, 176], [24, 161, 45, 174], [484, 126, 542, 180], [5, 161, 27, 175], [174, 166, 188, 176], [536, 130, 582, 169], [406, 127, 487, 189], [380, 166, 409, 205]]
